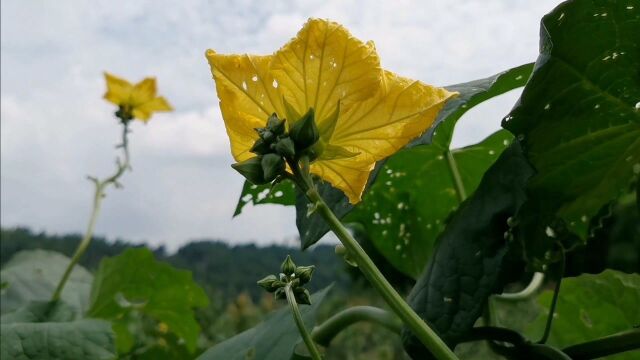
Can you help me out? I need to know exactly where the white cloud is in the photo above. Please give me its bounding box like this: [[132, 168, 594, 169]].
[[1, 0, 562, 250]]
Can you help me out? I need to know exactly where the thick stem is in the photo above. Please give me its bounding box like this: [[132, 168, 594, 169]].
[[311, 306, 402, 347], [302, 185, 458, 360], [51, 122, 131, 302], [284, 284, 323, 360]]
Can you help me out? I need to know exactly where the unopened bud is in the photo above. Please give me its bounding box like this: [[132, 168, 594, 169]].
[[267, 113, 286, 135], [294, 288, 312, 305], [261, 154, 285, 182], [281, 255, 296, 275], [274, 287, 287, 300], [290, 108, 319, 151], [250, 138, 271, 155], [295, 265, 315, 285], [275, 137, 296, 159], [231, 157, 267, 185], [257, 274, 279, 292]]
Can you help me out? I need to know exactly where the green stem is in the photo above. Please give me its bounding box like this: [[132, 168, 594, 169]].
[[291, 161, 457, 360], [496, 272, 545, 301], [311, 306, 402, 347], [284, 284, 323, 360], [539, 248, 565, 344], [562, 329, 640, 359], [51, 122, 131, 302], [445, 150, 467, 202]]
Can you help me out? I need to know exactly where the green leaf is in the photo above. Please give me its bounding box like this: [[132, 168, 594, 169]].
[[503, 0, 640, 250], [197, 286, 331, 360], [295, 64, 534, 249], [88, 248, 208, 352], [233, 180, 297, 216], [528, 270, 640, 356], [402, 143, 534, 357], [0, 250, 92, 315], [1, 301, 116, 360], [347, 130, 513, 278]]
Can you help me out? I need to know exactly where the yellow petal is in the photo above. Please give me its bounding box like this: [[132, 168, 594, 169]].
[[103, 72, 133, 105], [271, 18, 382, 128], [332, 70, 457, 161], [311, 155, 374, 204], [206, 50, 286, 161], [132, 97, 173, 122], [131, 78, 157, 106]]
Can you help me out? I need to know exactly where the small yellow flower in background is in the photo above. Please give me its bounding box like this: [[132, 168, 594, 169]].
[[103, 72, 173, 122], [207, 18, 456, 203]]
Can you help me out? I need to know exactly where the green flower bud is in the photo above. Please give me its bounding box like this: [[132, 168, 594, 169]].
[[261, 153, 285, 182], [275, 137, 296, 159], [294, 265, 315, 285], [250, 138, 272, 155], [231, 157, 267, 185], [266, 113, 286, 135], [257, 274, 279, 292], [281, 255, 296, 275], [290, 108, 319, 151], [294, 288, 312, 305]]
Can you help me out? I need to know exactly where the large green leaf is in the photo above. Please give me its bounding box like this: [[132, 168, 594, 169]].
[[88, 248, 208, 352], [347, 130, 513, 278], [402, 143, 534, 358], [0, 250, 92, 315], [503, 0, 640, 263], [296, 64, 534, 249], [197, 286, 331, 360], [528, 270, 640, 356], [0, 301, 116, 360]]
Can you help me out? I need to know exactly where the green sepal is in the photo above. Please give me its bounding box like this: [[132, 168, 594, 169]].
[[261, 154, 285, 182], [281, 255, 296, 275], [275, 137, 296, 159], [231, 157, 268, 185], [317, 102, 340, 140], [283, 98, 301, 126], [290, 108, 319, 151], [274, 287, 287, 301]]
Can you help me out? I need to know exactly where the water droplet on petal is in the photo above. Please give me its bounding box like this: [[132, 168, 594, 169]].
[[544, 103, 551, 110], [242, 81, 248, 91], [545, 226, 556, 238], [251, 75, 258, 82], [272, 79, 278, 88], [488, 150, 496, 155]]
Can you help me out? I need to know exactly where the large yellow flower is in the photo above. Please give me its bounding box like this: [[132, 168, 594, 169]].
[[207, 19, 456, 203], [103, 72, 173, 122]]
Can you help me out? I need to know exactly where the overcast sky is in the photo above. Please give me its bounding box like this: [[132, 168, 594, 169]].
[[1, 0, 561, 251]]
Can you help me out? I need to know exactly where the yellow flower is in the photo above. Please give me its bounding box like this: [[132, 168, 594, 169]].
[[103, 72, 173, 122], [206, 19, 456, 203]]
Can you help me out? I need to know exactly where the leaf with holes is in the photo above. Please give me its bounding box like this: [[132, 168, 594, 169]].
[[0, 250, 93, 315], [296, 64, 534, 249], [0, 300, 116, 360], [402, 143, 534, 358], [503, 0, 640, 265], [347, 130, 513, 278], [197, 286, 331, 360], [88, 248, 208, 353], [234, 180, 297, 216]]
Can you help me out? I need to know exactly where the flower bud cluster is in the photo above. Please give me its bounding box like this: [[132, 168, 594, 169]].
[[231, 111, 320, 185], [257, 255, 315, 305]]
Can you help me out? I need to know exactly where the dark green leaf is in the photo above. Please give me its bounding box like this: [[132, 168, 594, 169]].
[[0, 250, 92, 315], [504, 0, 640, 252], [402, 144, 534, 357], [197, 286, 331, 360], [348, 130, 513, 278], [88, 248, 208, 352], [0, 301, 116, 360]]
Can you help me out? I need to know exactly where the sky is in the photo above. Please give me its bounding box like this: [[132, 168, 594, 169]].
[[1, 0, 562, 251]]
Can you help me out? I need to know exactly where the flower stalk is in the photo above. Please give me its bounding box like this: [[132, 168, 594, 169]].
[[284, 283, 323, 360], [51, 121, 132, 301], [289, 156, 458, 360]]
